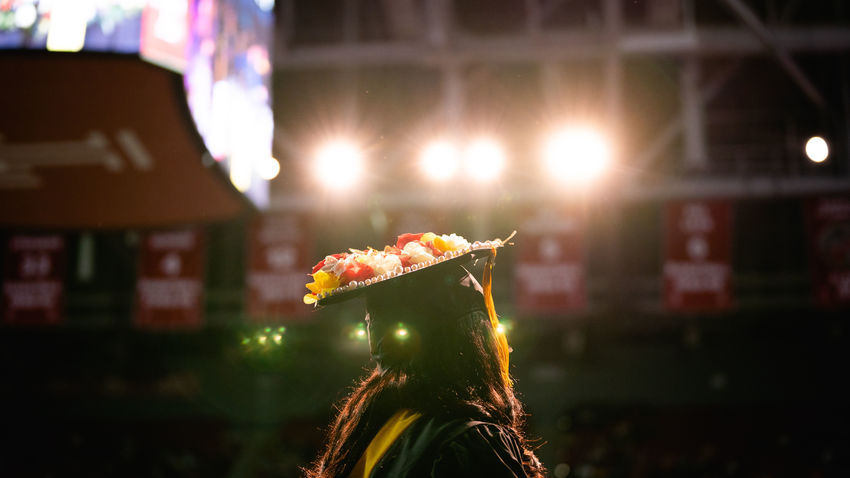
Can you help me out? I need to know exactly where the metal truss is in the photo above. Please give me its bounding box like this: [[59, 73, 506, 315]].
[[272, 0, 850, 206]]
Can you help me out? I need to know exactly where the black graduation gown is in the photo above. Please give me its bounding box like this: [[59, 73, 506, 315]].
[[365, 415, 529, 477]]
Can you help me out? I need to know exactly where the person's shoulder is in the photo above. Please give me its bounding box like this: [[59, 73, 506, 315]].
[[430, 420, 529, 477], [372, 415, 533, 477]]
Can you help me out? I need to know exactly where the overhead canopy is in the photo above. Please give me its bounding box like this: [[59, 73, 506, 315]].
[[0, 53, 247, 229]]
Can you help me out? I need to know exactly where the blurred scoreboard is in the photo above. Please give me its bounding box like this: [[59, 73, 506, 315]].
[[0, 0, 274, 209]]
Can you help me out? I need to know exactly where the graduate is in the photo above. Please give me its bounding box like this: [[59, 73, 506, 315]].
[[303, 232, 545, 477]]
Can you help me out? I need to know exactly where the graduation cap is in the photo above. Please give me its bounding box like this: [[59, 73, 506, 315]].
[[304, 231, 515, 386]]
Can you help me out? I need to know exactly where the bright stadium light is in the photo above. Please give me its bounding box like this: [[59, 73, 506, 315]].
[[464, 137, 506, 182], [314, 140, 363, 190], [542, 126, 611, 184], [805, 136, 829, 163], [420, 140, 459, 182]]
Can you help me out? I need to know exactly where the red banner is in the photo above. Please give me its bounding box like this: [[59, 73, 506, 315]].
[[663, 200, 732, 311], [246, 214, 312, 320], [514, 207, 586, 314], [135, 228, 204, 329], [2, 234, 65, 325], [807, 196, 850, 306]]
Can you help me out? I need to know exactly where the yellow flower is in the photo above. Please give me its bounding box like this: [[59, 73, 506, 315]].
[[433, 235, 451, 252], [303, 270, 341, 304], [432, 233, 469, 253]]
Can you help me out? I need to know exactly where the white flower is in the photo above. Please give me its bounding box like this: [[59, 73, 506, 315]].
[[320, 255, 341, 274], [438, 233, 470, 252], [403, 241, 435, 264], [373, 252, 403, 275], [357, 250, 402, 276], [332, 256, 351, 277]]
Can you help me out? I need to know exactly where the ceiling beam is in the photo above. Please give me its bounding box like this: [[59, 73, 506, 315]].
[[268, 176, 850, 212], [275, 27, 850, 68], [718, 0, 826, 109]]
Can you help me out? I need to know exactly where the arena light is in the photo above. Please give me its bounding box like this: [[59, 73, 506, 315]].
[[313, 139, 363, 190], [46, 1, 88, 52], [496, 318, 514, 336], [420, 139, 459, 182], [348, 322, 368, 341], [805, 136, 829, 163], [14, 3, 37, 29], [229, 154, 253, 192], [542, 126, 611, 184], [241, 326, 286, 350], [394, 323, 410, 340], [257, 156, 281, 180], [463, 137, 506, 182]]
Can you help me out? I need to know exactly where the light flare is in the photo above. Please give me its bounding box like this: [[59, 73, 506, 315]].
[[313, 140, 363, 190], [420, 140, 459, 182], [464, 137, 506, 182], [542, 126, 612, 184]]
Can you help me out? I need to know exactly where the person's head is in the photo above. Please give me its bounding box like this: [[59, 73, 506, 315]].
[[362, 264, 513, 418], [364, 265, 487, 366]]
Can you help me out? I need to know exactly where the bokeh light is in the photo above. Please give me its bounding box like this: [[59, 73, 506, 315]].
[[241, 326, 287, 350], [464, 137, 506, 182], [420, 140, 459, 182], [542, 126, 611, 184], [805, 136, 829, 163], [313, 139, 363, 190], [497, 318, 514, 336], [229, 153, 253, 192], [258, 156, 281, 180], [348, 322, 368, 341], [395, 323, 410, 340]]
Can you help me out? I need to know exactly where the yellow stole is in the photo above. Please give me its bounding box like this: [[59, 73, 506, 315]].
[[348, 409, 422, 478]]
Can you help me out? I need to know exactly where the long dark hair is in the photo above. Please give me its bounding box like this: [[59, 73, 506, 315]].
[[304, 304, 545, 477]]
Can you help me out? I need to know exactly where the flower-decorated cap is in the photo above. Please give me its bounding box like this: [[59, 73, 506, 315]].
[[304, 231, 516, 386], [304, 232, 514, 307]]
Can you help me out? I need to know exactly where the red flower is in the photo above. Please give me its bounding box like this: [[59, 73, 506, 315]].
[[384, 245, 411, 268], [424, 241, 443, 257], [396, 233, 425, 249], [340, 261, 374, 284]]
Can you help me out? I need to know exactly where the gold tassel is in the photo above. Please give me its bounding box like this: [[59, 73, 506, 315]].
[[482, 247, 512, 387]]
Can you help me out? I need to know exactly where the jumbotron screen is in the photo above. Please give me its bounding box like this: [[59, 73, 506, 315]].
[[184, 0, 275, 209], [0, 1, 143, 52], [0, 0, 274, 209]]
